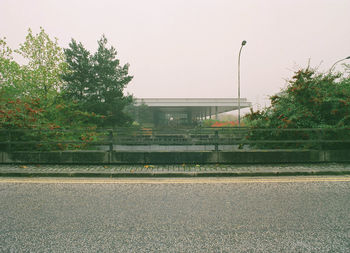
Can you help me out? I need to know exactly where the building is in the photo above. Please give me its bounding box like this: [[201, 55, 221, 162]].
[[134, 98, 252, 126]]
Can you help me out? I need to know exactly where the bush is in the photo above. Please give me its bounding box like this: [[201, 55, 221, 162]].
[[244, 67, 350, 149]]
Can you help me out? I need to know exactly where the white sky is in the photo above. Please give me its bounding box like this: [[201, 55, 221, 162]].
[[1, 0, 350, 111]]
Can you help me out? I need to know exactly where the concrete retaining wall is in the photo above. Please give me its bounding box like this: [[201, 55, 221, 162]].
[[0, 150, 349, 164]]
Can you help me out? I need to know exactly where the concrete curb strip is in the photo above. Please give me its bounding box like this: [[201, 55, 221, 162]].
[[1, 171, 350, 178], [1, 163, 350, 178]]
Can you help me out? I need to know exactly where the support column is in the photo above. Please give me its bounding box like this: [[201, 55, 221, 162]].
[[153, 109, 159, 127], [187, 109, 192, 125], [136, 106, 139, 123]]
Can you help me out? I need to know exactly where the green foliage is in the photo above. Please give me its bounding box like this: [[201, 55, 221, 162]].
[[1, 29, 135, 151], [0, 37, 25, 97], [0, 29, 102, 151], [0, 96, 44, 129], [244, 67, 350, 149], [62, 35, 133, 127], [1, 29, 67, 123], [0, 37, 13, 59], [125, 102, 153, 125], [14, 27, 67, 99], [60, 39, 92, 101], [245, 68, 350, 128], [0, 91, 104, 151]]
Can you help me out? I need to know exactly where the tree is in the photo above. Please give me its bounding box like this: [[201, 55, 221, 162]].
[[0, 29, 102, 151], [60, 39, 93, 101], [0, 37, 25, 97], [124, 102, 153, 125], [15, 27, 67, 99], [0, 37, 12, 59], [244, 67, 350, 149], [62, 35, 133, 127], [1, 28, 69, 128], [245, 68, 350, 128]]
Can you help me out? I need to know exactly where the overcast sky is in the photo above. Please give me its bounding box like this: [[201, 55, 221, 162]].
[[1, 0, 350, 110]]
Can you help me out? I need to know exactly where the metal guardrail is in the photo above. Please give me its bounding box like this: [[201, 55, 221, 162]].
[[0, 127, 349, 151]]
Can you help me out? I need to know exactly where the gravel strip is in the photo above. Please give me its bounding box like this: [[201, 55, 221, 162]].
[[1, 163, 350, 175]]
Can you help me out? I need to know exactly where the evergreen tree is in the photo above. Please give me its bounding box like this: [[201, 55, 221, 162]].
[[61, 39, 93, 101], [62, 35, 133, 127]]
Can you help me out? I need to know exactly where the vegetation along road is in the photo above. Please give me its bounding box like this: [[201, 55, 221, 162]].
[[1, 176, 350, 252]]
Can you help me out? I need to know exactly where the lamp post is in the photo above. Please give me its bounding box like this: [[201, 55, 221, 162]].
[[238, 40, 247, 127], [330, 56, 350, 72]]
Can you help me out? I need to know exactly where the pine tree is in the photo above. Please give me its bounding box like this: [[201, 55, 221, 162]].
[[62, 35, 133, 127], [61, 39, 93, 101]]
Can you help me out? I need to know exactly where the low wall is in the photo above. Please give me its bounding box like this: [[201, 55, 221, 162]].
[[1, 150, 349, 164]]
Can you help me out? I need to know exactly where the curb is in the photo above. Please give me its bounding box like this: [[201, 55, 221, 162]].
[[1, 170, 350, 178]]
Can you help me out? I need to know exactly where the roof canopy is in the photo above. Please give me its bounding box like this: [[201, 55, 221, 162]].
[[135, 98, 251, 116]]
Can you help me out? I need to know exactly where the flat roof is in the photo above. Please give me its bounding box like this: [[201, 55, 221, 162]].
[[135, 98, 252, 115]]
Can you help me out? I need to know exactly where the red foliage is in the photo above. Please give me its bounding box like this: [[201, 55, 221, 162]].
[[211, 121, 242, 127], [0, 97, 45, 129]]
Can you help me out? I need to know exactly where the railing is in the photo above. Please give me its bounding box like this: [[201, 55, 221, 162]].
[[0, 127, 349, 152]]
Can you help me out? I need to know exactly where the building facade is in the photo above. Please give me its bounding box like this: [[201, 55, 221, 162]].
[[134, 98, 252, 126]]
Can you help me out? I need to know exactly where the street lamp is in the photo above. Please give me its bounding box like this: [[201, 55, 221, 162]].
[[238, 40, 247, 127], [330, 56, 350, 72]]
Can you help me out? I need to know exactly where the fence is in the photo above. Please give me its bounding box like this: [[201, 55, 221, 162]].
[[1, 127, 349, 152]]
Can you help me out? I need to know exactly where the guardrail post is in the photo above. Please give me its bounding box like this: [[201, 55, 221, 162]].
[[317, 128, 323, 150], [7, 131, 11, 152], [214, 130, 219, 152], [108, 130, 113, 163]]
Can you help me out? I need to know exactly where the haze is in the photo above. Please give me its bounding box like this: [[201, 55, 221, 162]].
[[1, 0, 349, 110]]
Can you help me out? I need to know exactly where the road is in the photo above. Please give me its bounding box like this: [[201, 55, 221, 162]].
[[1, 177, 350, 252]]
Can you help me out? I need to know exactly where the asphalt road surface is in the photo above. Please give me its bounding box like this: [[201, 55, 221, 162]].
[[1, 177, 350, 252]]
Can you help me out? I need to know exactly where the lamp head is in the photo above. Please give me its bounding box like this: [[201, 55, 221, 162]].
[[241, 40, 247, 46]]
